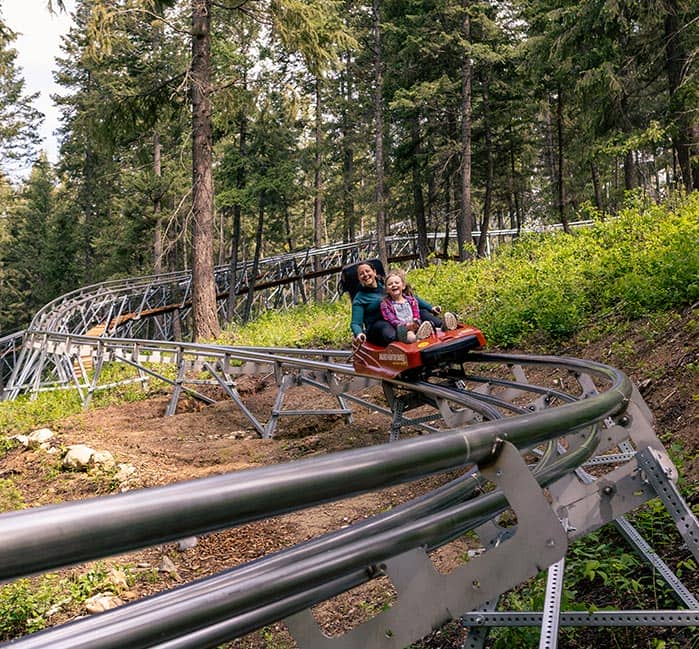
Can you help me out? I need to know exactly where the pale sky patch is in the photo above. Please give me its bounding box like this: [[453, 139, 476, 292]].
[[2, 0, 76, 167]]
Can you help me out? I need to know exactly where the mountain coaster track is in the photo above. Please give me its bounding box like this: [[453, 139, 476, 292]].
[[0, 237, 697, 649]]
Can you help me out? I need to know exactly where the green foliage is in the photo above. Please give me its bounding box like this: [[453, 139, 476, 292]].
[[0, 478, 24, 512], [65, 563, 112, 602], [223, 301, 349, 348], [0, 391, 82, 437], [223, 196, 698, 350], [409, 195, 699, 347], [0, 578, 52, 639], [0, 434, 18, 459], [0, 361, 172, 442], [490, 488, 698, 647], [0, 563, 134, 641]]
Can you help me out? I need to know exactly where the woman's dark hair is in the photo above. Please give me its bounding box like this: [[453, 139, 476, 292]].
[[339, 259, 385, 298]]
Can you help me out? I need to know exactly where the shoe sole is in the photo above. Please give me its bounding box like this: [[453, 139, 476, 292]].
[[416, 322, 434, 339], [443, 312, 458, 330]]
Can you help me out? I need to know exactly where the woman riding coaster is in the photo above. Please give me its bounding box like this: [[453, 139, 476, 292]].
[[350, 262, 456, 346]]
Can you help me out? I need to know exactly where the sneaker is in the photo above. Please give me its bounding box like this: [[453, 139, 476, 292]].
[[406, 331, 417, 343], [416, 321, 435, 339], [443, 311, 458, 330]]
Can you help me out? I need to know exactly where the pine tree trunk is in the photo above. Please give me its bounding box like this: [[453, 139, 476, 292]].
[[373, 0, 388, 269], [591, 160, 603, 213], [556, 87, 570, 233], [343, 143, 355, 243], [664, 4, 696, 191], [153, 131, 163, 274], [443, 174, 452, 258], [623, 150, 637, 191], [457, 1, 473, 261], [477, 68, 493, 258], [508, 130, 520, 231], [313, 78, 324, 300], [341, 53, 355, 245], [243, 194, 265, 323], [226, 109, 246, 323], [191, 0, 220, 341], [410, 116, 428, 266]]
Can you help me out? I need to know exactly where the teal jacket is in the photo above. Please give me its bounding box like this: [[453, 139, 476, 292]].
[[351, 282, 433, 336]]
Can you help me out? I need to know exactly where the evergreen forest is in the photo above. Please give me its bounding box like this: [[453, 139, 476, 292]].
[[0, 0, 696, 337]]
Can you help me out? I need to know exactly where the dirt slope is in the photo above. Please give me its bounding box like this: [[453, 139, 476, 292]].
[[1, 306, 697, 648]]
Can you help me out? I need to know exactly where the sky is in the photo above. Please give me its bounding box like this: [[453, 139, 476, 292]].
[[2, 0, 76, 166]]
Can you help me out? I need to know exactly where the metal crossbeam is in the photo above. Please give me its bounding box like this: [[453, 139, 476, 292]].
[[461, 610, 699, 627]]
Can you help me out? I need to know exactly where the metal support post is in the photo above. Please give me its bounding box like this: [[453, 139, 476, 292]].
[[636, 447, 699, 562], [539, 558, 565, 649]]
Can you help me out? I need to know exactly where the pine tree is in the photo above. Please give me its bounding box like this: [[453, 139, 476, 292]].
[[0, 21, 44, 177], [0, 155, 57, 330]]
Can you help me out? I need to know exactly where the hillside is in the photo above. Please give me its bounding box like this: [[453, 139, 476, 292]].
[[0, 305, 697, 648]]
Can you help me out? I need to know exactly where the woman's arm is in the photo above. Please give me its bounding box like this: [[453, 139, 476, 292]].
[[350, 300, 366, 336], [416, 294, 438, 313]]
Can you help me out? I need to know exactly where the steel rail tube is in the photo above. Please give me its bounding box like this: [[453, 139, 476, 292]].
[[35, 333, 629, 425], [0, 501, 528, 649], [156, 428, 602, 649], [0, 359, 629, 581], [3, 470, 485, 647], [5, 427, 601, 649], [0, 428, 492, 581], [38, 332, 631, 427]]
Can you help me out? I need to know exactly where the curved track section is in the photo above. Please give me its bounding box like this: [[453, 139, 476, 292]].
[[0, 247, 697, 649]]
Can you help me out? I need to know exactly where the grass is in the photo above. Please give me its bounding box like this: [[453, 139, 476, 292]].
[[221, 193, 699, 351]]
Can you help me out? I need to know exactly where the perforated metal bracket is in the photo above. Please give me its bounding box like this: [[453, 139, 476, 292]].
[[460, 610, 699, 627], [636, 446, 699, 562], [286, 441, 567, 649], [539, 558, 565, 649]]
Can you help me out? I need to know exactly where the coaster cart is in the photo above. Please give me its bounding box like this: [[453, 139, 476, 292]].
[[340, 260, 486, 381]]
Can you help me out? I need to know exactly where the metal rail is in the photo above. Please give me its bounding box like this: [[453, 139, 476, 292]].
[[0, 341, 696, 648], [1, 223, 595, 399]]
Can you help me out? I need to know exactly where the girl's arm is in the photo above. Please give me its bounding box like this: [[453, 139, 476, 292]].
[[380, 299, 401, 327]]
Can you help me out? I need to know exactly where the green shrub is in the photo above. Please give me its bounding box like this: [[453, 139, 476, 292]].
[[0, 435, 18, 460], [407, 194, 699, 347], [0, 478, 25, 512], [0, 563, 135, 641], [220, 195, 697, 350], [0, 579, 53, 639], [0, 391, 82, 437]]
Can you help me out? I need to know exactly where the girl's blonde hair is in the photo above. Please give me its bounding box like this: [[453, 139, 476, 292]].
[[385, 268, 414, 296]]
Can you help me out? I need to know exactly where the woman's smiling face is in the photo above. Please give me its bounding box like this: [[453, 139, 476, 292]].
[[357, 263, 377, 287]]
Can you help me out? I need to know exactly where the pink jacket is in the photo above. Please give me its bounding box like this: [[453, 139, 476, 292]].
[[380, 294, 420, 327]]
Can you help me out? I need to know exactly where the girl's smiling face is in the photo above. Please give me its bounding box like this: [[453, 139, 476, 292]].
[[385, 273, 405, 299]]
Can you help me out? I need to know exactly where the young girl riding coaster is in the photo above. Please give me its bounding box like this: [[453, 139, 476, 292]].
[[380, 269, 457, 343]]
